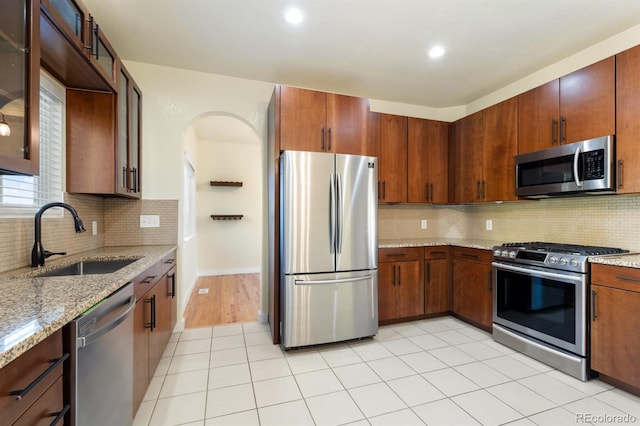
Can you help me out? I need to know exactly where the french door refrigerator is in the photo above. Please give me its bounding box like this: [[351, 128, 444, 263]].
[[280, 150, 378, 349]]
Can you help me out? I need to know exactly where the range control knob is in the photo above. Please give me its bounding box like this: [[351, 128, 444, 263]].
[[494, 249, 502, 257], [559, 257, 568, 266], [509, 251, 516, 259], [502, 250, 509, 257], [570, 259, 580, 267], [549, 256, 558, 264]]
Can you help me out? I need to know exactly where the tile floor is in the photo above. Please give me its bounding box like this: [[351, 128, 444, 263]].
[[133, 316, 640, 426]]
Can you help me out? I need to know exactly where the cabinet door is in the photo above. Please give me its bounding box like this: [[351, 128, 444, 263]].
[[378, 262, 396, 321], [378, 113, 407, 203], [482, 97, 518, 202], [615, 45, 640, 194], [40, 0, 89, 52], [87, 19, 117, 87], [395, 260, 424, 318], [133, 299, 150, 414], [452, 252, 492, 328], [408, 118, 448, 203], [148, 284, 169, 379], [327, 93, 374, 156], [279, 86, 327, 152], [452, 112, 483, 203], [560, 57, 615, 145], [591, 284, 640, 388], [0, 0, 39, 175], [425, 256, 450, 314], [13, 376, 64, 426], [517, 80, 559, 154], [117, 64, 142, 197]]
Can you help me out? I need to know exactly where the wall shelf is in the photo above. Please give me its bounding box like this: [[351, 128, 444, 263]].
[[210, 215, 243, 221], [210, 181, 243, 187]]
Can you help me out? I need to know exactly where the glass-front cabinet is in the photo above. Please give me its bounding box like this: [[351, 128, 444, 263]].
[[117, 63, 141, 198], [40, 0, 88, 51], [0, 0, 39, 175], [90, 21, 117, 86]]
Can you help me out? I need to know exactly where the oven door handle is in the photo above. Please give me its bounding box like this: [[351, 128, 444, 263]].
[[492, 262, 584, 284]]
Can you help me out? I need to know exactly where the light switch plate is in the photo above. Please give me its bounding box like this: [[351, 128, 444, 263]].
[[92, 220, 98, 236], [486, 219, 493, 231], [421, 219, 427, 229], [140, 215, 160, 228]]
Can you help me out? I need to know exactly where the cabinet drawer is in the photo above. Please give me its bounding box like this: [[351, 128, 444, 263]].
[[424, 246, 449, 260], [13, 376, 66, 426], [133, 261, 162, 299], [591, 264, 640, 292], [453, 247, 492, 263], [0, 329, 64, 425], [379, 247, 423, 262], [161, 250, 177, 276]]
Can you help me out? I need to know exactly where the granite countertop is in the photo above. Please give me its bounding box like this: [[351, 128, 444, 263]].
[[588, 253, 640, 268], [378, 238, 502, 251], [0, 245, 177, 369]]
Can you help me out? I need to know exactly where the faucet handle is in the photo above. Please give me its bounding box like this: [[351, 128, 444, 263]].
[[43, 250, 67, 259]]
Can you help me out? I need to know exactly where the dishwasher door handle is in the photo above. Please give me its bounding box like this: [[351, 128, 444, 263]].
[[77, 295, 136, 348]]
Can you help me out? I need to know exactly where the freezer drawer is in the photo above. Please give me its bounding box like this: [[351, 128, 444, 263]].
[[281, 271, 378, 349]]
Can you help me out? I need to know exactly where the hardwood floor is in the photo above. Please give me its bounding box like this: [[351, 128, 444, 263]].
[[183, 273, 260, 329]]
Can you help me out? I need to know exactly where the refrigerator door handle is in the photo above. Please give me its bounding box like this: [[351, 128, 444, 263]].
[[329, 173, 336, 254], [295, 275, 373, 285], [336, 172, 343, 254]]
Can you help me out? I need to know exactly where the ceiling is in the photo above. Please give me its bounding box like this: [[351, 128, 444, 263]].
[[82, 0, 640, 108]]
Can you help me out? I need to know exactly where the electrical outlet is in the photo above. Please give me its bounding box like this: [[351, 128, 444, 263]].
[[486, 219, 493, 231], [140, 215, 160, 228], [421, 219, 427, 229], [92, 220, 98, 236]]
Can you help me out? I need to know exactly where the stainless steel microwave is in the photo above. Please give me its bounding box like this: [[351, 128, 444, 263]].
[[515, 135, 615, 198]]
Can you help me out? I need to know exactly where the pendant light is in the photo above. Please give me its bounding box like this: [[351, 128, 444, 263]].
[[0, 113, 10, 137]]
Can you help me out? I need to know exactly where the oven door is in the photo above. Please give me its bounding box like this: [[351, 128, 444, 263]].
[[492, 261, 587, 356]]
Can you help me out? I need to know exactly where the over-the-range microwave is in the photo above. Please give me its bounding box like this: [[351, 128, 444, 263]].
[[515, 135, 615, 198]]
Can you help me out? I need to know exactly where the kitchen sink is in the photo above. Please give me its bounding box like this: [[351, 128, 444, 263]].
[[33, 258, 139, 277]]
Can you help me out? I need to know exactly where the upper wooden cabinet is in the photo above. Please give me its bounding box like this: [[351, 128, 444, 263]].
[[0, 0, 40, 175], [40, 0, 89, 54], [615, 45, 640, 194], [378, 113, 407, 203], [518, 57, 615, 154], [408, 118, 449, 203], [116, 63, 142, 197], [451, 99, 517, 203], [451, 111, 483, 203], [278, 85, 378, 156]]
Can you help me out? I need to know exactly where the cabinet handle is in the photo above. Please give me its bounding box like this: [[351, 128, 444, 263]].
[[94, 23, 100, 58], [560, 116, 566, 144], [10, 353, 69, 401], [164, 259, 175, 265], [430, 184, 434, 202], [385, 253, 407, 257], [487, 270, 492, 292], [551, 119, 557, 146], [461, 253, 480, 260], [476, 180, 481, 200], [430, 251, 447, 256], [169, 272, 176, 298], [131, 167, 138, 193], [425, 183, 429, 201], [321, 127, 325, 151], [50, 403, 71, 425], [328, 128, 332, 151], [377, 181, 381, 200], [615, 275, 640, 283], [481, 180, 486, 200], [617, 159, 623, 189], [122, 166, 127, 188], [392, 265, 396, 286], [426, 262, 431, 283], [591, 289, 597, 321], [145, 295, 156, 331], [85, 16, 94, 51], [397, 265, 401, 286], [382, 181, 386, 200], [141, 275, 157, 284]]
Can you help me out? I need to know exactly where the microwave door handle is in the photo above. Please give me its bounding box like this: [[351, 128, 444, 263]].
[[573, 147, 583, 187]]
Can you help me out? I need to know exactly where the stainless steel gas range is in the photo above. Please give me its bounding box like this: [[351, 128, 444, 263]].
[[492, 242, 628, 381]]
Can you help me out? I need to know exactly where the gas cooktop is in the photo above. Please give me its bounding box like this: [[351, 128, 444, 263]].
[[493, 241, 629, 273]]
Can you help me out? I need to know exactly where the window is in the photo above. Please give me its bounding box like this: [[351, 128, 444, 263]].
[[0, 72, 64, 216]]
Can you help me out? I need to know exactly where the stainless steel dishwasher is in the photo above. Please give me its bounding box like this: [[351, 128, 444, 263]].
[[67, 282, 135, 426]]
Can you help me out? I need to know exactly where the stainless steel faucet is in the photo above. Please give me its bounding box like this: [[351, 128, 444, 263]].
[[31, 202, 86, 267]]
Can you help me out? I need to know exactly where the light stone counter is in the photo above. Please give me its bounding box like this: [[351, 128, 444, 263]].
[[0, 245, 176, 369], [379, 238, 502, 251], [589, 253, 640, 269]]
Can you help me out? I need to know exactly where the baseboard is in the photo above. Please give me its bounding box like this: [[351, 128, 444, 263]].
[[258, 310, 268, 324], [198, 267, 260, 277]]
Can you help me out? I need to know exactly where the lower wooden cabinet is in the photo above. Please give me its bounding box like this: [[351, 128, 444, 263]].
[[452, 247, 493, 329], [424, 247, 451, 314], [133, 249, 177, 414], [590, 264, 640, 391], [0, 329, 67, 426], [379, 247, 424, 322]]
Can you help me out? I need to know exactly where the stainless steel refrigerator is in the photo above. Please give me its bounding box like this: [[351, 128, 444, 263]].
[[280, 150, 378, 349]]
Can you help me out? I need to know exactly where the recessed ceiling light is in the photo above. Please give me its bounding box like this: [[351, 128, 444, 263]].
[[428, 46, 446, 59], [285, 8, 304, 24]]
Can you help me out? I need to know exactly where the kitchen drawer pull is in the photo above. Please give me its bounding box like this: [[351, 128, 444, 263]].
[[10, 353, 69, 401], [617, 159, 623, 189], [164, 258, 175, 265], [461, 253, 480, 260], [141, 275, 157, 284], [591, 289, 597, 321], [385, 253, 407, 257], [50, 403, 71, 425], [615, 275, 640, 283], [430, 251, 447, 256]]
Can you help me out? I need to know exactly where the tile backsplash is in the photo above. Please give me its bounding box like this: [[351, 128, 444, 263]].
[[379, 194, 640, 251], [0, 194, 178, 274]]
